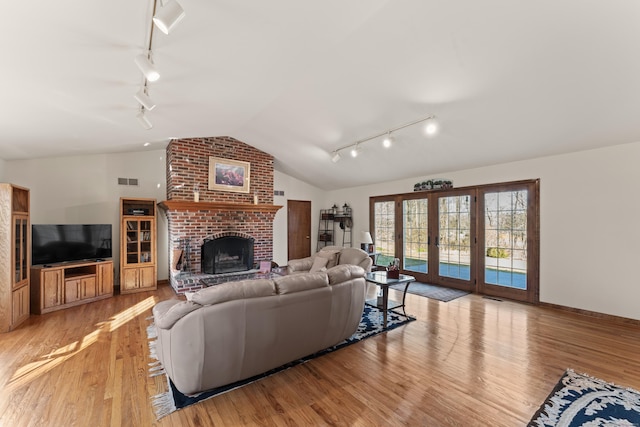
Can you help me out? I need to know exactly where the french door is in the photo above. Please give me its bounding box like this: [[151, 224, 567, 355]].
[[371, 180, 539, 303], [477, 182, 539, 303], [400, 190, 475, 292]]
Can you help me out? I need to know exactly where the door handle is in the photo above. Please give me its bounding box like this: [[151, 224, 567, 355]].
[[306, 236, 310, 239], [435, 236, 439, 247]]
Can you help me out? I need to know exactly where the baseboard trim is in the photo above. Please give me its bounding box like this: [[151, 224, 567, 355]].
[[539, 301, 640, 326]]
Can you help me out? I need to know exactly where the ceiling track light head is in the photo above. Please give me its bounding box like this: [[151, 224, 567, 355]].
[[136, 108, 153, 130], [331, 151, 341, 163], [424, 116, 439, 136], [153, 0, 186, 34], [135, 53, 160, 82], [134, 89, 156, 110], [350, 144, 360, 158], [382, 132, 394, 148]]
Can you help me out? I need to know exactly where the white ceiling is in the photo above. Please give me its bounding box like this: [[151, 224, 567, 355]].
[[2, 1, 639, 190]]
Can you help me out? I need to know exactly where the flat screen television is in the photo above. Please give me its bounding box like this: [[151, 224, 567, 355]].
[[32, 224, 113, 266]]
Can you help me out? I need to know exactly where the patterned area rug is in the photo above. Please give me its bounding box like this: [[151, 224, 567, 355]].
[[529, 369, 640, 426], [390, 282, 469, 302], [148, 305, 415, 419]]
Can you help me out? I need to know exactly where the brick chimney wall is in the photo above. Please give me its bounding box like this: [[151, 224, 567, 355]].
[[164, 137, 276, 284]]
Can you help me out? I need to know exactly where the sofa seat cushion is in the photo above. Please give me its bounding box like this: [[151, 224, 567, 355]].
[[274, 271, 329, 294], [191, 279, 276, 306]]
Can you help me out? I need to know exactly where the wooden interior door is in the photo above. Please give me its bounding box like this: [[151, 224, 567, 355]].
[[287, 200, 311, 261]]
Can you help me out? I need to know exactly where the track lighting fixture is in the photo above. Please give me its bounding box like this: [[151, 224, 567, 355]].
[[330, 115, 439, 162], [137, 108, 153, 130], [153, 0, 186, 34], [135, 53, 160, 82], [133, 0, 186, 127], [382, 132, 394, 148], [134, 88, 156, 111]]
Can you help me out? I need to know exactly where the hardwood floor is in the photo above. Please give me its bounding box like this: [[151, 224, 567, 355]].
[[1, 283, 639, 426]]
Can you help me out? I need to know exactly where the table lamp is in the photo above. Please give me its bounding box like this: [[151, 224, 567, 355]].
[[361, 231, 373, 253]]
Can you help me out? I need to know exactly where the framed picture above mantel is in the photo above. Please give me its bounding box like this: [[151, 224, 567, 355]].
[[208, 156, 250, 193]]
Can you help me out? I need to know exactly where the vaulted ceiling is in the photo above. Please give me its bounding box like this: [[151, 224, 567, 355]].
[[2, 1, 639, 190]]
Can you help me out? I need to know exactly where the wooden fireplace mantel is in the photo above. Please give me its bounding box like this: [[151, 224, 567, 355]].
[[158, 200, 283, 214]]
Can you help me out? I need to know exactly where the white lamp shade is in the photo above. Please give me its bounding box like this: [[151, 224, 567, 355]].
[[153, 0, 186, 34], [361, 231, 373, 244], [134, 89, 156, 111], [135, 54, 160, 82]]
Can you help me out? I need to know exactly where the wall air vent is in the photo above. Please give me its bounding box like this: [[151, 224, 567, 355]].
[[118, 178, 139, 186]]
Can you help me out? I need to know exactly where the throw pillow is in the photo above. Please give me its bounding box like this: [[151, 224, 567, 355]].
[[309, 256, 329, 272], [316, 249, 341, 268]]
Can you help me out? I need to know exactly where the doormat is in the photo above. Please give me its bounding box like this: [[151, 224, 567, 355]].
[[390, 282, 469, 302], [148, 305, 415, 419], [529, 369, 640, 426]]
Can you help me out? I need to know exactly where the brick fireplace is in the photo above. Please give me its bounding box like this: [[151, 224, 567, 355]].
[[159, 137, 282, 293]]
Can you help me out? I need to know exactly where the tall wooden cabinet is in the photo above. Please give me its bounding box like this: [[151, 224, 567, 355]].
[[120, 198, 157, 294], [0, 184, 30, 332]]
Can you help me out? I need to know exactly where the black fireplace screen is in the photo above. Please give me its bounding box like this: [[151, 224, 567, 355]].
[[201, 236, 254, 274]]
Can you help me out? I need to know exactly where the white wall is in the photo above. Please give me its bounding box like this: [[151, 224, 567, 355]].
[[327, 141, 640, 321], [5, 141, 639, 320], [272, 170, 327, 266], [0, 158, 5, 180], [3, 150, 168, 283]]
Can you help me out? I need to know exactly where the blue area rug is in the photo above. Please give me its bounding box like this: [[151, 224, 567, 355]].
[[148, 305, 414, 419], [529, 369, 640, 426]]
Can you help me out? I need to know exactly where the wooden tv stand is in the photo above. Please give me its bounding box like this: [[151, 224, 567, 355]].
[[30, 259, 114, 314]]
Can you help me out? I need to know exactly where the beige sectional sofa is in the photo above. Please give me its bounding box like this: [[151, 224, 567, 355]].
[[287, 245, 373, 274], [152, 264, 366, 395]]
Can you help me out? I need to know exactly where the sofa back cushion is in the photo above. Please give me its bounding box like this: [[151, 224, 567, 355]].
[[327, 264, 365, 285], [274, 271, 329, 294], [154, 300, 202, 329], [191, 279, 276, 306], [337, 247, 373, 271]]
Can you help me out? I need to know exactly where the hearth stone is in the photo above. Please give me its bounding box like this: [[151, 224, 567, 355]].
[[172, 270, 269, 294]]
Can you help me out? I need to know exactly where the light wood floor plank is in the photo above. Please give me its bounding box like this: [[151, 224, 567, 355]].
[[1, 283, 640, 426]]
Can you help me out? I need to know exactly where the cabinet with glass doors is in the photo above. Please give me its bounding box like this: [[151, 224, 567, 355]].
[[120, 198, 157, 294]]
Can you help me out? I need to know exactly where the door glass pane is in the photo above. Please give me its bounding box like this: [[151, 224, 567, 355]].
[[21, 220, 27, 280], [14, 220, 21, 283], [126, 220, 139, 264], [140, 220, 152, 263], [373, 201, 395, 266], [438, 196, 471, 280], [403, 198, 428, 274], [484, 190, 527, 289]]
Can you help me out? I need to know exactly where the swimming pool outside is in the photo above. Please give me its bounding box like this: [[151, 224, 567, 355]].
[[397, 260, 527, 290]]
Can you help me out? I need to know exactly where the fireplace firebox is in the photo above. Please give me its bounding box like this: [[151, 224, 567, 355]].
[[201, 236, 254, 274]]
